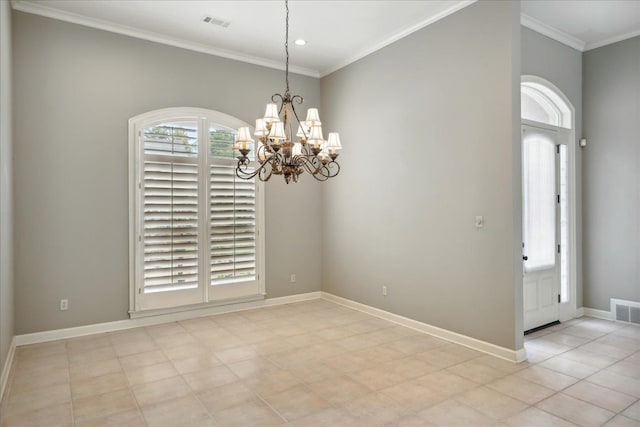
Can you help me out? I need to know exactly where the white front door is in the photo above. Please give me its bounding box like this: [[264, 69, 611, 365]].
[[522, 125, 560, 331]]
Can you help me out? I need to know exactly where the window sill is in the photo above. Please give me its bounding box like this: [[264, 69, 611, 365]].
[[129, 293, 266, 319]]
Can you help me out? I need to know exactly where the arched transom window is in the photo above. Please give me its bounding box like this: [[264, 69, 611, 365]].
[[521, 80, 572, 129]]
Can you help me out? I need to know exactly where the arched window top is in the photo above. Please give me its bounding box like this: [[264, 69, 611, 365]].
[[129, 107, 252, 161], [521, 77, 572, 129], [130, 107, 250, 133]]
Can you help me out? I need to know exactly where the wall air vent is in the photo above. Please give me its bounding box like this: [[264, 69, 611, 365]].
[[202, 16, 231, 28], [611, 298, 640, 325], [616, 303, 630, 322]]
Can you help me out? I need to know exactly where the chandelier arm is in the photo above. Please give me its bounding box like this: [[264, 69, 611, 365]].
[[304, 156, 340, 180], [236, 144, 272, 180], [308, 166, 330, 181], [315, 165, 332, 180], [236, 161, 262, 180], [268, 151, 285, 176], [260, 140, 275, 157], [296, 155, 318, 176], [297, 155, 330, 179], [236, 157, 278, 182], [295, 155, 328, 182], [271, 93, 285, 104], [310, 156, 330, 176], [258, 162, 274, 182], [325, 160, 340, 177]]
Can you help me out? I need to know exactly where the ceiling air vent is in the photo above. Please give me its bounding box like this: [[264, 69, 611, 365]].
[[202, 16, 231, 28]]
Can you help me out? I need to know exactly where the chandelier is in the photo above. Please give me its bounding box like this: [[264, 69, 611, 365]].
[[235, 0, 342, 184]]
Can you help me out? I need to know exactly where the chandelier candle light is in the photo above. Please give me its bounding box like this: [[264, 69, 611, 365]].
[[235, 0, 342, 184]]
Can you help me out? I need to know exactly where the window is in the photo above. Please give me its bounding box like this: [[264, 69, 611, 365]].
[[129, 108, 264, 313], [522, 130, 556, 272], [521, 82, 571, 129], [558, 144, 569, 302]]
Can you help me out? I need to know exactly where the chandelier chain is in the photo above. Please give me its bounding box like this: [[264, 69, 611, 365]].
[[285, 0, 289, 94]]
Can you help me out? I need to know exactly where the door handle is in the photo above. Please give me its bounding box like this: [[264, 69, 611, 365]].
[[523, 255, 528, 261]]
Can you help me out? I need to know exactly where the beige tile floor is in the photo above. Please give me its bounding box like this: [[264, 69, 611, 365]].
[[1, 300, 639, 426]]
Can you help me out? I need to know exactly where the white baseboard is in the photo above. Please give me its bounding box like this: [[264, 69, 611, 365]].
[[264, 292, 322, 307], [574, 307, 585, 318], [0, 337, 16, 402], [320, 292, 527, 363], [14, 292, 321, 346], [11, 289, 527, 365], [583, 307, 614, 320]]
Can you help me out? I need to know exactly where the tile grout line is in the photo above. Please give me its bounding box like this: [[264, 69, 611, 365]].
[[4, 303, 639, 426], [65, 344, 77, 427], [524, 319, 640, 424], [116, 349, 148, 427]]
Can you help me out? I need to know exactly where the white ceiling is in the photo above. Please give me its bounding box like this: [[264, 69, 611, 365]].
[[11, 0, 474, 77], [521, 0, 640, 51], [11, 0, 640, 78]]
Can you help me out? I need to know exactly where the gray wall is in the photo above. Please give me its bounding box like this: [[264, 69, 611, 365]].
[[12, 11, 322, 334], [582, 37, 640, 310], [320, 1, 523, 350], [1, 0, 14, 370], [521, 26, 584, 308]]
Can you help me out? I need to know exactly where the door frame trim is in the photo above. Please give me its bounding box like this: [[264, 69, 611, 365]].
[[521, 76, 578, 325]]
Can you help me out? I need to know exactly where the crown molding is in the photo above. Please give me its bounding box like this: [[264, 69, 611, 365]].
[[11, 0, 479, 81], [320, 0, 477, 77], [521, 13, 586, 52], [10, 0, 321, 78], [585, 28, 640, 51]]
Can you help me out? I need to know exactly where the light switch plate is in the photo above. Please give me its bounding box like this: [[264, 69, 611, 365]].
[[475, 215, 484, 228]]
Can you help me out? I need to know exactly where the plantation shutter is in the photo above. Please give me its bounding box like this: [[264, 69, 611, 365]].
[[210, 165, 257, 285], [142, 123, 200, 293]]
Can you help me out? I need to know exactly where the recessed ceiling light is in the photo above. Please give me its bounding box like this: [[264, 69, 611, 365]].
[[294, 39, 307, 46]]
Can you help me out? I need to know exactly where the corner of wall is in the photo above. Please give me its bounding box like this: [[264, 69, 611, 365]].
[[510, 0, 524, 351], [0, 0, 15, 373]]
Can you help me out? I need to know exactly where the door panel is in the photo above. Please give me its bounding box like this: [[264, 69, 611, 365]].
[[524, 278, 538, 312], [522, 125, 560, 331], [539, 277, 554, 309]]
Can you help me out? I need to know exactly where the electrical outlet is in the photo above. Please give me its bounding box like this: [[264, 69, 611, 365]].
[[290, 274, 296, 283], [382, 285, 387, 296], [60, 299, 69, 311]]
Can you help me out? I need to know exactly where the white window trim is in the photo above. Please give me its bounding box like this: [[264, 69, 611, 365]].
[[128, 107, 266, 316], [522, 87, 563, 127], [521, 79, 572, 129]]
